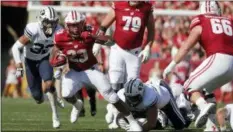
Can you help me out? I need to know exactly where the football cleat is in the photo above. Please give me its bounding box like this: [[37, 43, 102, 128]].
[[195, 103, 216, 128], [70, 99, 83, 123]]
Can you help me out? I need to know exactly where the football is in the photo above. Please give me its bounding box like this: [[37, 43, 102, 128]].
[[50, 54, 67, 67]]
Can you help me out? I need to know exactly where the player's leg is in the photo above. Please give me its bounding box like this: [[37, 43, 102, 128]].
[[86, 87, 97, 116], [109, 45, 125, 92], [160, 81, 186, 130], [24, 58, 43, 103], [86, 68, 142, 131], [124, 47, 141, 81], [184, 54, 233, 128], [202, 90, 219, 132], [76, 89, 85, 117], [61, 69, 83, 123], [39, 58, 60, 128]]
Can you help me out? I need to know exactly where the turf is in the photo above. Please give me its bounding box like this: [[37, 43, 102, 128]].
[[1, 98, 207, 132]]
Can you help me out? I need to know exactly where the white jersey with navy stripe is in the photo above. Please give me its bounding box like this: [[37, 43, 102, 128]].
[[117, 80, 171, 112], [23, 22, 62, 61]]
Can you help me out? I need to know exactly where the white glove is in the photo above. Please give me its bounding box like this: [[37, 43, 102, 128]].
[[15, 67, 23, 77], [54, 69, 62, 79], [138, 45, 151, 63], [92, 43, 101, 56], [163, 60, 176, 79]]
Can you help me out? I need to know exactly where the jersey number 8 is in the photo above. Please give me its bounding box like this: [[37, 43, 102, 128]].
[[210, 19, 233, 36]]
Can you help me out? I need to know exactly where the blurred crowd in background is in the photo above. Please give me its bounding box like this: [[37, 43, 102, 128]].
[[1, 1, 233, 102]]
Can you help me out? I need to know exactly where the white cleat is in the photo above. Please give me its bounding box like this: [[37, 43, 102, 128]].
[[195, 103, 216, 128], [128, 121, 142, 132], [70, 100, 83, 123], [52, 117, 60, 129]]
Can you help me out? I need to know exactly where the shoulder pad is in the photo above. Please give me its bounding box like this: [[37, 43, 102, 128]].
[[24, 22, 38, 40]]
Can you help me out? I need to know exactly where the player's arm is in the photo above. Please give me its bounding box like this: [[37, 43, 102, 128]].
[[163, 25, 201, 78], [173, 26, 201, 64], [142, 104, 158, 132], [145, 11, 155, 48], [11, 35, 30, 68], [99, 8, 115, 32]]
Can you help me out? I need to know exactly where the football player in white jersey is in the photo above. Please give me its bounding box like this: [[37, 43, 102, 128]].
[[11, 7, 62, 128], [217, 104, 233, 131], [105, 78, 187, 131]]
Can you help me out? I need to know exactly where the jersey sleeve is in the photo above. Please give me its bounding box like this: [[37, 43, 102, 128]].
[[189, 15, 202, 30], [24, 23, 37, 40]]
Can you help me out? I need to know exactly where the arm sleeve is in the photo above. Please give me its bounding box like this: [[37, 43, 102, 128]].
[[12, 41, 24, 64]]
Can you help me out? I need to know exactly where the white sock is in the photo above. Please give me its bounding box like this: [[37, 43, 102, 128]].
[[46, 92, 58, 119], [195, 97, 208, 111]]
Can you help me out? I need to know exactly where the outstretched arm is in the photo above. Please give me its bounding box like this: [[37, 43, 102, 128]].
[[163, 26, 202, 79]]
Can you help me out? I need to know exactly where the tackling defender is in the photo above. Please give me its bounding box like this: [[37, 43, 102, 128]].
[[106, 78, 187, 131], [163, 1, 233, 128], [11, 7, 61, 128], [50, 10, 143, 131]]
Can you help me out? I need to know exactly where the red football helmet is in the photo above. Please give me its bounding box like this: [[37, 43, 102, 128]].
[[64, 10, 86, 38]]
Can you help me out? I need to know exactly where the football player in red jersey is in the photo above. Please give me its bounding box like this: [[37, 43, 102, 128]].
[[163, 1, 233, 128], [50, 10, 143, 131], [93, 1, 155, 91]]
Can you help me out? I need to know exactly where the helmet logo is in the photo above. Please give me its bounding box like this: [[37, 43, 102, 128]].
[[40, 10, 45, 16]]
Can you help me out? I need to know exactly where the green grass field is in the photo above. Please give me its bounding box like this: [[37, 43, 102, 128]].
[[1, 98, 213, 132]]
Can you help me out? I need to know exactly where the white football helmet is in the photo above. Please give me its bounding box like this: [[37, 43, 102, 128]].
[[38, 7, 59, 36], [200, 1, 221, 16], [124, 78, 145, 107], [64, 10, 86, 38]]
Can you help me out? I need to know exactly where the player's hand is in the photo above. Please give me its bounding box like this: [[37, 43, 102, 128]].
[[92, 43, 101, 56], [138, 45, 151, 63], [163, 60, 176, 79], [15, 63, 24, 77]]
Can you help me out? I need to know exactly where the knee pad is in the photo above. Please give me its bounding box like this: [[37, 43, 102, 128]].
[[111, 83, 124, 92], [102, 88, 119, 104]]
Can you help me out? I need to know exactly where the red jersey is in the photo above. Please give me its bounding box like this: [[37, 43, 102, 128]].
[[190, 14, 233, 57], [112, 2, 152, 50], [54, 29, 97, 71]]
